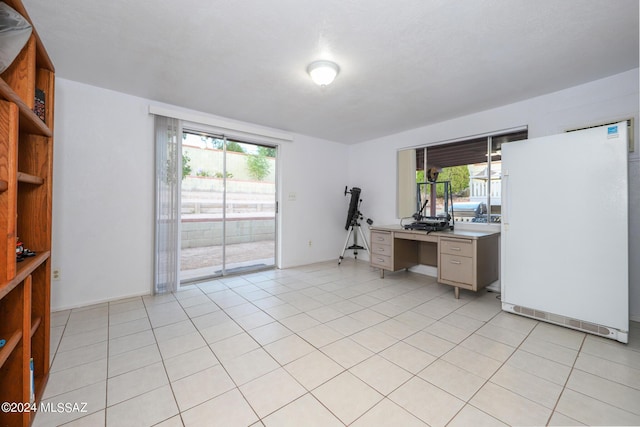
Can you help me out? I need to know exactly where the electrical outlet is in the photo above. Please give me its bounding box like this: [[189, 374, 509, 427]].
[[308, 240, 312, 247], [52, 269, 60, 281]]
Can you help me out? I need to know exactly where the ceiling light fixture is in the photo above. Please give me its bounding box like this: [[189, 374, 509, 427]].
[[307, 60, 340, 87]]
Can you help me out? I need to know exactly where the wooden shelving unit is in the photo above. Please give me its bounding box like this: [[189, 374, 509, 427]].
[[0, 0, 54, 425]]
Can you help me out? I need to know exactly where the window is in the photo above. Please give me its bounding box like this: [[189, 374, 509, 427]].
[[398, 129, 527, 224]]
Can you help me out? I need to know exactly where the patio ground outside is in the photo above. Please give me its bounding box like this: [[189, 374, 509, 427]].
[[180, 240, 275, 282]]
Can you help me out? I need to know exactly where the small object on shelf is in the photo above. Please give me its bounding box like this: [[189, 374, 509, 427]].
[[16, 238, 23, 261], [0, 339, 6, 348], [29, 358, 34, 403], [34, 88, 45, 121], [16, 237, 36, 262]]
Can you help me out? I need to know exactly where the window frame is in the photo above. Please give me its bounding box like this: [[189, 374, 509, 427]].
[[398, 127, 528, 230]]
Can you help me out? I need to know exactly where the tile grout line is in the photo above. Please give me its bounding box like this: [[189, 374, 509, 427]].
[[227, 274, 348, 425], [104, 302, 110, 426], [544, 333, 587, 426], [419, 295, 540, 426], [140, 294, 187, 427], [184, 280, 264, 424], [421, 296, 511, 426]]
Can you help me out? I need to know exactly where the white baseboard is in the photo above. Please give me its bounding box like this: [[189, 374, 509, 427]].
[[51, 290, 151, 313]]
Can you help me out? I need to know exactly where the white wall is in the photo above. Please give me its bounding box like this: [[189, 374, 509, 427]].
[[52, 79, 155, 310], [348, 69, 640, 320], [52, 79, 348, 310], [278, 134, 350, 268]]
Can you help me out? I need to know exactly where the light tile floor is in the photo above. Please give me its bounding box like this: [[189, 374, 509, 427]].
[[35, 260, 640, 426]]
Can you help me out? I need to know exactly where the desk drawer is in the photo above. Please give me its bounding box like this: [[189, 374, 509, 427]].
[[371, 254, 392, 269], [440, 254, 473, 284], [440, 238, 473, 257], [372, 244, 391, 256], [371, 231, 392, 246]]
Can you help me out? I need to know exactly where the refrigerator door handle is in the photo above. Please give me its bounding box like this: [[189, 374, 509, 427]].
[[502, 171, 509, 226]]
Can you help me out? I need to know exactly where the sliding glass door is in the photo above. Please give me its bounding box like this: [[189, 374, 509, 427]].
[[179, 131, 277, 283]]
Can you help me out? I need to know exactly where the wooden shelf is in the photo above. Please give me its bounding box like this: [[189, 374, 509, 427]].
[[0, 2, 53, 424], [0, 329, 22, 369], [15, 251, 49, 284], [0, 251, 49, 301], [30, 316, 41, 337], [0, 79, 51, 137], [17, 172, 43, 185]]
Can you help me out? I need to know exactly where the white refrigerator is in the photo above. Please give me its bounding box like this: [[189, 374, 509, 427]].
[[500, 122, 629, 343]]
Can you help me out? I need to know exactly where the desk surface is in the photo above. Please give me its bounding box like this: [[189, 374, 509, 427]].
[[371, 224, 499, 240]]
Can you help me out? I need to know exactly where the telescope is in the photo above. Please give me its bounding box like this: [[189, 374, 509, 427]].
[[339, 186, 372, 264]]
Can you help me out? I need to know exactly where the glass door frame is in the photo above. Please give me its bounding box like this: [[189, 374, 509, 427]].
[[179, 123, 279, 285]]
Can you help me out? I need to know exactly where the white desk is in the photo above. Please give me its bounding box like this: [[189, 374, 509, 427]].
[[370, 225, 499, 298]]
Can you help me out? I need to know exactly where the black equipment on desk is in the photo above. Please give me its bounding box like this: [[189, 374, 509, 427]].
[[404, 180, 454, 232]]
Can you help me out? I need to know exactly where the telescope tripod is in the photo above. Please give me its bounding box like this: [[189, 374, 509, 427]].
[[338, 220, 370, 265]]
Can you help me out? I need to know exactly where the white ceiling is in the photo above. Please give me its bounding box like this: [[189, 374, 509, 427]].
[[23, 0, 639, 144]]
